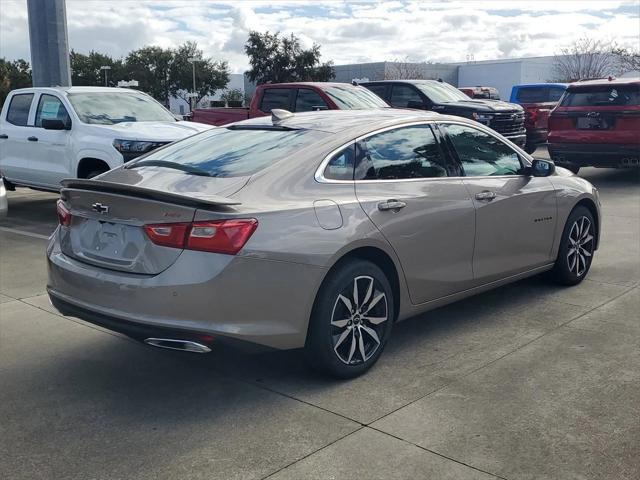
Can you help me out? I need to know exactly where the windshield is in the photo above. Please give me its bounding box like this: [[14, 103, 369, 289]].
[[324, 86, 389, 109], [560, 85, 640, 107], [416, 82, 470, 103], [67, 92, 176, 125], [132, 127, 329, 177]]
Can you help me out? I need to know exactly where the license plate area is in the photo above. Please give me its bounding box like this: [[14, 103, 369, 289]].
[[576, 116, 613, 130]]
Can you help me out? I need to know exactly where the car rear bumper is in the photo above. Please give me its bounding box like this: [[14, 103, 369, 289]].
[[47, 233, 325, 350], [548, 143, 640, 168]]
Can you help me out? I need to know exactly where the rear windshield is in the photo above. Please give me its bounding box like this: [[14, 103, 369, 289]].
[[324, 86, 389, 109], [516, 87, 565, 103], [137, 127, 329, 177], [560, 85, 640, 107]]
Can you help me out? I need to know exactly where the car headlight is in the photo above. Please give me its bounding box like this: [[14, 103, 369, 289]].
[[113, 139, 165, 154], [472, 113, 493, 122]]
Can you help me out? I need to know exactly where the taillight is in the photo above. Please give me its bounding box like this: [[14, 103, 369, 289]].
[[56, 200, 72, 227], [144, 219, 258, 255], [526, 107, 538, 123], [143, 223, 190, 248]]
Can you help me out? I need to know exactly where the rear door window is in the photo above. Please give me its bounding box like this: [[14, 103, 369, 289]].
[[295, 89, 328, 112], [561, 85, 640, 107], [6, 93, 34, 126], [390, 84, 423, 108], [260, 88, 293, 112], [356, 124, 449, 180]]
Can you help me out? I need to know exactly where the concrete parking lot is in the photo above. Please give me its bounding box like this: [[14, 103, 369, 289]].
[[1, 156, 639, 479]]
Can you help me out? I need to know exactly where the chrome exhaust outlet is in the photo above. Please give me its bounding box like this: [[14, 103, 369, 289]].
[[144, 338, 211, 353]]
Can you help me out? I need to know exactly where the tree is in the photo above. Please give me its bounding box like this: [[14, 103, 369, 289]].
[[220, 88, 244, 105], [384, 58, 433, 80], [70, 50, 125, 86], [244, 31, 334, 84], [0, 58, 32, 107], [552, 38, 617, 82], [611, 47, 640, 74], [125, 46, 174, 105], [169, 42, 229, 109]]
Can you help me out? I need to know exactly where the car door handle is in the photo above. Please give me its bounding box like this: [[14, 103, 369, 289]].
[[378, 199, 407, 211], [28, 136, 38, 142], [475, 191, 496, 201], [0, 134, 7, 139]]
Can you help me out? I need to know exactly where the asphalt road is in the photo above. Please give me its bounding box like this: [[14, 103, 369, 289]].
[[1, 157, 639, 480]]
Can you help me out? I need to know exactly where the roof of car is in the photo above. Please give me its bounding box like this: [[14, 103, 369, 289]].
[[513, 83, 568, 89], [230, 108, 451, 134], [568, 77, 640, 88], [257, 82, 362, 89], [10, 86, 148, 95], [360, 79, 443, 85]]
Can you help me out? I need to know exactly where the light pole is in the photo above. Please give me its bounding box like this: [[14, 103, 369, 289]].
[[187, 57, 198, 111], [100, 65, 111, 86]]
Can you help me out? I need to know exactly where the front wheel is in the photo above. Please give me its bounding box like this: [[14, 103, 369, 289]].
[[550, 206, 596, 285], [305, 259, 394, 378]]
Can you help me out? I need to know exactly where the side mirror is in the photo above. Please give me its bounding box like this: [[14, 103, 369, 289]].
[[529, 159, 555, 177], [42, 119, 70, 130]]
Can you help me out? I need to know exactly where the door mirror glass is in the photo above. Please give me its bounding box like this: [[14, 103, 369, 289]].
[[530, 159, 555, 177], [42, 119, 69, 130]]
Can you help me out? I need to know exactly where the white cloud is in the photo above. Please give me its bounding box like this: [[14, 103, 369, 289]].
[[0, 0, 638, 73]]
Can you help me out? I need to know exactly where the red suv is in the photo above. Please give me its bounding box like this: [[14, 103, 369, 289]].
[[548, 77, 640, 174]]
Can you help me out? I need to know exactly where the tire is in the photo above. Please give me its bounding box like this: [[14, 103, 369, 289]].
[[305, 259, 395, 378], [550, 206, 596, 285], [524, 143, 537, 154], [86, 169, 108, 179]]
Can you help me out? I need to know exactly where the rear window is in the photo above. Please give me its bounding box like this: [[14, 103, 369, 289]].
[[561, 85, 640, 107], [136, 127, 329, 177], [516, 87, 565, 103]]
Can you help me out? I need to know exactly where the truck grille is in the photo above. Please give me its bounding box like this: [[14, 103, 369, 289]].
[[489, 112, 526, 136]]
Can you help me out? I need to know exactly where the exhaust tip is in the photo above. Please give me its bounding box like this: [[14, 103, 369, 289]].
[[144, 338, 211, 353]]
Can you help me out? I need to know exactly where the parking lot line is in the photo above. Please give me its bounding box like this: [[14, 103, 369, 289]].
[[0, 226, 51, 240]]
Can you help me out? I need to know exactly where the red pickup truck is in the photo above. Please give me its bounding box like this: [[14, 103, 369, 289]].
[[191, 82, 389, 126]]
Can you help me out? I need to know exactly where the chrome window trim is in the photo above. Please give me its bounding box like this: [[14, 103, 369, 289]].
[[314, 119, 533, 185]]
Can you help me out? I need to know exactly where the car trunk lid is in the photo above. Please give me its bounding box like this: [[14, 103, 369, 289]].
[[59, 176, 244, 275]]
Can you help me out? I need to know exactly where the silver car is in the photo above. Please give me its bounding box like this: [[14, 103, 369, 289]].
[[47, 109, 601, 377]]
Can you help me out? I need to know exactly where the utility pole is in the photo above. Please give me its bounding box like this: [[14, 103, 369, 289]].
[[100, 66, 111, 86], [27, 0, 71, 86], [188, 58, 198, 111]]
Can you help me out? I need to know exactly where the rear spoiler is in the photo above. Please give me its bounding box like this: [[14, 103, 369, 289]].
[[60, 179, 241, 208]]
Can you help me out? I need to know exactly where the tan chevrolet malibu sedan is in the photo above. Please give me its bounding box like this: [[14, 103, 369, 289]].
[[47, 109, 600, 377]]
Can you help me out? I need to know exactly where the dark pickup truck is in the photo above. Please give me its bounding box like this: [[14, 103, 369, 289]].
[[191, 82, 389, 126], [361, 80, 527, 147]]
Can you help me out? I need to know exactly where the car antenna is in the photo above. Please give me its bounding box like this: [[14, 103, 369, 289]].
[[271, 109, 294, 125], [352, 79, 358, 86]]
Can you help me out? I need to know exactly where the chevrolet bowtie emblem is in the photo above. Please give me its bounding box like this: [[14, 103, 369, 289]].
[[91, 202, 109, 214]]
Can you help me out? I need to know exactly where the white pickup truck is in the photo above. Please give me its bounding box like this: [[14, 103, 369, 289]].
[[0, 86, 212, 192]]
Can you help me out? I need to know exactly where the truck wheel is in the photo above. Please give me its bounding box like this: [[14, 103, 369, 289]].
[[524, 143, 537, 154]]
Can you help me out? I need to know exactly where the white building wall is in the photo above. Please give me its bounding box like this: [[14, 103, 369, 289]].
[[169, 73, 245, 114], [458, 61, 523, 100]]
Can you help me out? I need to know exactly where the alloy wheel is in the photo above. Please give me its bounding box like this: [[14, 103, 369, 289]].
[[330, 275, 388, 365], [566, 216, 594, 277]]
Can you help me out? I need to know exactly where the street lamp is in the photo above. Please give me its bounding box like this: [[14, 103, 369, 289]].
[[187, 57, 199, 111], [100, 65, 111, 87]]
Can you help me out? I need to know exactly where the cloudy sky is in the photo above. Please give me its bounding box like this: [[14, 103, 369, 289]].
[[1, 0, 638, 72]]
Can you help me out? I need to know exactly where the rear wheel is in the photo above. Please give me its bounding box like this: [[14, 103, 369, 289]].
[[550, 206, 595, 285], [305, 259, 394, 378]]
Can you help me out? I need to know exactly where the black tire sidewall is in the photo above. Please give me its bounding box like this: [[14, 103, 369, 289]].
[[306, 259, 394, 378], [552, 206, 595, 285]]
